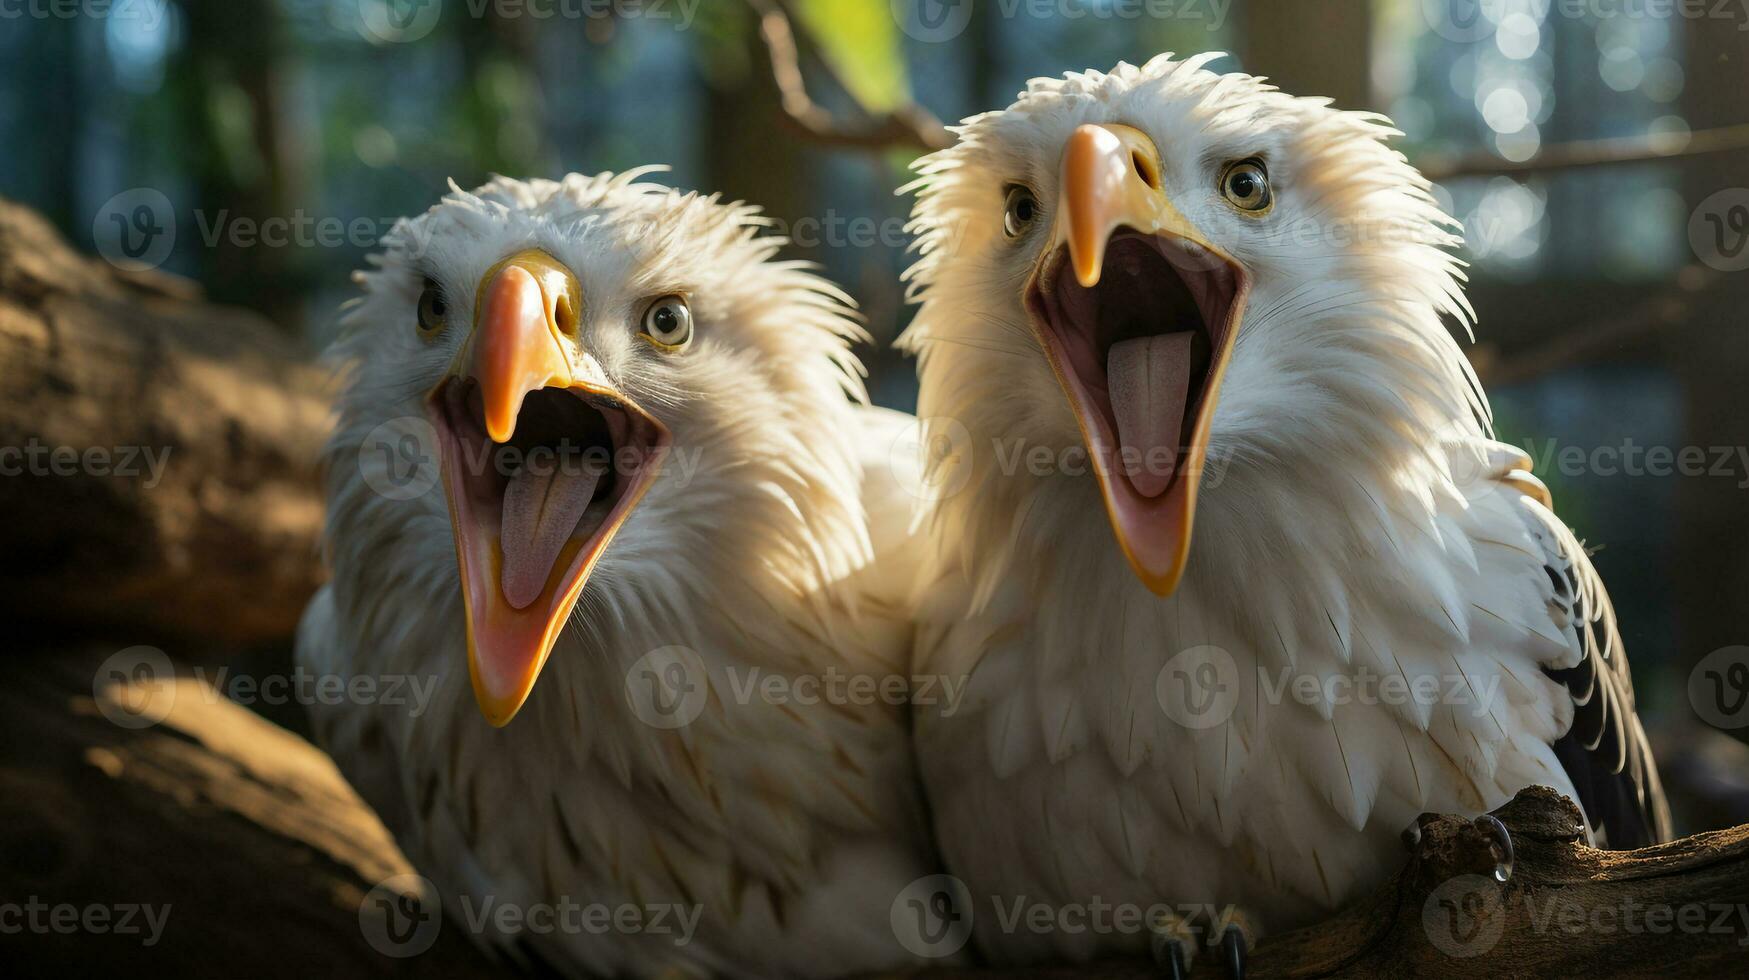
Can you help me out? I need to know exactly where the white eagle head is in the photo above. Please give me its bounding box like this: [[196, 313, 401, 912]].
[[323, 171, 869, 725], [902, 53, 1482, 600]]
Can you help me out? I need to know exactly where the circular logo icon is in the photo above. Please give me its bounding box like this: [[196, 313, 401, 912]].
[[359, 416, 442, 502], [1689, 188, 1749, 273], [890, 874, 974, 959], [93, 645, 177, 729], [1420, 0, 1505, 44], [92, 188, 175, 272], [357, 0, 442, 44], [891, 0, 975, 43], [1690, 645, 1749, 730], [1422, 873, 1506, 958], [359, 873, 443, 957], [1156, 645, 1239, 730], [624, 646, 710, 730], [889, 415, 974, 504]]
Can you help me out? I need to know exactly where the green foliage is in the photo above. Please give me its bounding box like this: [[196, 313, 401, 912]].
[[791, 0, 910, 110]]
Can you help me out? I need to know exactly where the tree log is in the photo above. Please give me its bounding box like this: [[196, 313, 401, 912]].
[[892, 786, 1749, 979], [0, 647, 501, 977], [5, 647, 1746, 976], [0, 197, 329, 646]]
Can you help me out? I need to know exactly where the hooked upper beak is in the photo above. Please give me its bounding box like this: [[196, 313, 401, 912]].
[[427, 249, 670, 725], [1028, 123, 1250, 596]]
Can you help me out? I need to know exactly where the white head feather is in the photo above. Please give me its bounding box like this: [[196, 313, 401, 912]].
[[901, 54, 1487, 644]]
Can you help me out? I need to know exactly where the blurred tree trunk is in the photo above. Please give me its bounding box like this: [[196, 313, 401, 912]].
[[0, 196, 327, 646], [13, 18, 80, 233], [172, 0, 301, 332], [456, 7, 552, 180], [703, 7, 815, 239], [1237, 0, 1372, 108], [1675, 18, 1749, 736]]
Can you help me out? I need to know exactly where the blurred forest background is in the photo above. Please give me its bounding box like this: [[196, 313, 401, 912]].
[[2, 0, 1748, 809]]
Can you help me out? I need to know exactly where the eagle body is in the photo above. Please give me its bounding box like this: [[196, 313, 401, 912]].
[[299, 172, 935, 978], [900, 56, 1668, 964]]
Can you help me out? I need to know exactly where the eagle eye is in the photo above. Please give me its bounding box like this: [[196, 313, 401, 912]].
[[416, 277, 448, 336], [1221, 158, 1272, 214], [640, 295, 694, 351], [1002, 184, 1038, 239]]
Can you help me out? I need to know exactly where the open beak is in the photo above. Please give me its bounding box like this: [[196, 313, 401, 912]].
[[1025, 124, 1250, 596], [426, 249, 670, 725]]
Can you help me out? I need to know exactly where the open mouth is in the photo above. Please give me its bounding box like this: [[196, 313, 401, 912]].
[[1028, 232, 1243, 498], [427, 379, 669, 718], [1025, 230, 1247, 588]]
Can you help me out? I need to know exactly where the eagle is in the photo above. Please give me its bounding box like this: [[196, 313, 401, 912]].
[[898, 54, 1669, 977], [297, 171, 937, 978]]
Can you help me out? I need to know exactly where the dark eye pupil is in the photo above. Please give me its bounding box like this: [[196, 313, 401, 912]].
[[1232, 173, 1256, 197], [1014, 198, 1033, 221], [429, 295, 446, 316], [654, 307, 678, 332]]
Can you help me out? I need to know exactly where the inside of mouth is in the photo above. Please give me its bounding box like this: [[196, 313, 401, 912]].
[[1030, 232, 1236, 501], [432, 381, 646, 610]]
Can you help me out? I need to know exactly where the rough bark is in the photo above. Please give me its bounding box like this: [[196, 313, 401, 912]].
[[6, 646, 1746, 978], [0, 196, 329, 646], [890, 786, 1749, 979], [0, 648, 499, 977]]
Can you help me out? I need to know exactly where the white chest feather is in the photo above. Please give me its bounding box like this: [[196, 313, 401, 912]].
[[911, 443, 1583, 963]]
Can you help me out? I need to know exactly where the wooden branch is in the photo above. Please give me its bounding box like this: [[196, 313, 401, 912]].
[[878, 786, 1749, 978], [1420, 122, 1749, 182], [1244, 786, 1749, 976], [11, 644, 1744, 979], [730, 7, 1748, 178], [730, 0, 1749, 183], [0, 648, 499, 977], [745, 0, 953, 154], [1471, 265, 1722, 387], [0, 196, 329, 645]]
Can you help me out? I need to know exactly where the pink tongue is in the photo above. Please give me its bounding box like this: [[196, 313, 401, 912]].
[[500, 463, 602, 609], [1107, 333, 1193, 498]]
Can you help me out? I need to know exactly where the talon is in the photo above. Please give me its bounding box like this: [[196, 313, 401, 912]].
[[1474, 813, 1515, 883], [1149, 909, 1197, 980], [1209, 907, 1256, 980], [1504, 468, 1553, 509], [1159, 940, 1191, 980], [1221, 924, 1247, 980]]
